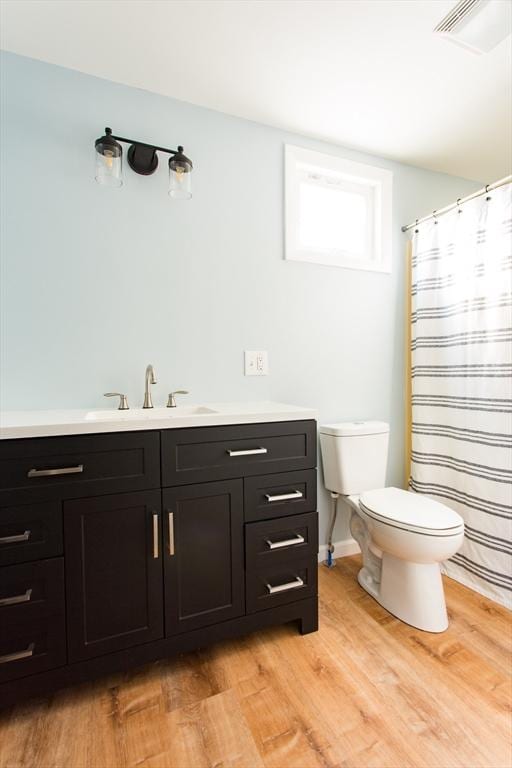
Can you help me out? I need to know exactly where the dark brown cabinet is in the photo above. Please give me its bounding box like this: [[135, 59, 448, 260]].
[[0, 615, 66, 684], [64, 490, 164, 661], [0, 557, 66, 684], [244, 469, 317, 522], [161, 420, 316, 486], [0, 431, 160, 506], [163, 480, 244, 635], [0, 420, 317, 708], [0, 501, 62, 566], [0, 558, 64, 626]]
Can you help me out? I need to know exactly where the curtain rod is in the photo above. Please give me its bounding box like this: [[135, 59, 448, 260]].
[[401, 174, 512, 233]]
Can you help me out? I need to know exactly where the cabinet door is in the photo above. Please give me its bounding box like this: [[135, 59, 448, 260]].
[[64, 490, 163, 661], [163, 480, 244, 635]]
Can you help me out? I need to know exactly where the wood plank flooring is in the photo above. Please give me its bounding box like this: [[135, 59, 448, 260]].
[[1, 556, 511, 768]]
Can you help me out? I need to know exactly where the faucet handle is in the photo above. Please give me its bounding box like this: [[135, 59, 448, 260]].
[[104, 392, 129, 410], [167, 390, 189, 408]]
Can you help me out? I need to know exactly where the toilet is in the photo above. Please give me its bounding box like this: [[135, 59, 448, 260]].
[[319, 421, 464, 633]]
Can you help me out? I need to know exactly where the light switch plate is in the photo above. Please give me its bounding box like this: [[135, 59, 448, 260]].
[[245, 350, 269, 376]]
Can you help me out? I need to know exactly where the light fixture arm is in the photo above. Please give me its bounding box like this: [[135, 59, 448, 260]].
[[107, 128, 182, 158]]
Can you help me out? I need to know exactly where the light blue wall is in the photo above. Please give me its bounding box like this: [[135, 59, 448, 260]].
[[0, 52, 480, 542]]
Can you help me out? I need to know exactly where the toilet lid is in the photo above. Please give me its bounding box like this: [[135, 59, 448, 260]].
[[359, 487, 464, 534]]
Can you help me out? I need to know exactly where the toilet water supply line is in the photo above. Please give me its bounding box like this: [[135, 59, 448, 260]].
[[325, 492, 339, 568]]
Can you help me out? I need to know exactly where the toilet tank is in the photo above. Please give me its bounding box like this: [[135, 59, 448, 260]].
[[319, 421, 390, 495]]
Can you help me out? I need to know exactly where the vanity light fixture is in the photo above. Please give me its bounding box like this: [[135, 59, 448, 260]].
[[94, 127, 193, 198]]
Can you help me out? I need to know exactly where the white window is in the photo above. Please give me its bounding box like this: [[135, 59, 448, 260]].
[[285, 145, 392, 273]]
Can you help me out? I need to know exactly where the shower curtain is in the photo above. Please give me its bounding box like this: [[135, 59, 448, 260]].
[[409, 183, 512, 608]]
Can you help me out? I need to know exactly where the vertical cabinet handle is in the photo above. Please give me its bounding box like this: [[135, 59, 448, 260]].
[[152, 513, 159, 559], [168, 512, 175, 556]]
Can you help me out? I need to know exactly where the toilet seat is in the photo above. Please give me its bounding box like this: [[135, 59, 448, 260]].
[[359, 487, 464, 537]]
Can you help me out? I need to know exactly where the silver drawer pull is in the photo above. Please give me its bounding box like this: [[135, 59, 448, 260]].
[[266, 576, 304, 594], [0, 530, 30, 545], [265, 490, 303, 503], [0, 588, 33, 607], [265, 534, 305, 550], [226, 447, 267, 457], [28, 464, 84, 478], [0, 643, 35, 665]]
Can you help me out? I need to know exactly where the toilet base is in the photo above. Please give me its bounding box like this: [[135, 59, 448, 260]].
[[358, 553, 448, 633]]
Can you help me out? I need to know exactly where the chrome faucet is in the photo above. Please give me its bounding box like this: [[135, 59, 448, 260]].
[[143, 364, 157, 409]]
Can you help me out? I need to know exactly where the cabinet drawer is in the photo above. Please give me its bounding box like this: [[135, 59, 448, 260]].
[[0, 432, 160, 505], [0, 502, 62, 566], [246, 512, 318, 568], [0, 615, 66, 684], [162, 420, 316, 486], [246, 556, 317, 614], [0, 559, 65, 627], [244, 470, 316, 522]]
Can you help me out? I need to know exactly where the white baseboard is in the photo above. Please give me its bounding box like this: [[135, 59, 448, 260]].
[[318, 538, 360, 563]]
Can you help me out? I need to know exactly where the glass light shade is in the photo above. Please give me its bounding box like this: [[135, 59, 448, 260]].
[[168, 149, 193, 199], [94, 131, 123, 187], [169, 167, 192, 199]]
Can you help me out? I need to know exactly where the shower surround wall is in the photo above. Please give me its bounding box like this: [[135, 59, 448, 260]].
[[0, 52, 480, 544]]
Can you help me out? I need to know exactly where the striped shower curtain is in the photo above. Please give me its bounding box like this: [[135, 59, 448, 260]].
[[409, 183, 512, 609]]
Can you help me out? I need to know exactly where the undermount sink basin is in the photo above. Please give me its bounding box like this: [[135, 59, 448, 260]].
[[85, 406, 218, 421]]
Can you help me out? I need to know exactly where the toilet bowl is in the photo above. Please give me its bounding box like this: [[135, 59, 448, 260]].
[[348, 487, 464, 632], [319, 421, 464, 633]]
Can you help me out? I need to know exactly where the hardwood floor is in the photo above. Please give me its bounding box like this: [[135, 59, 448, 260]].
[[1, 556, 511, 768]]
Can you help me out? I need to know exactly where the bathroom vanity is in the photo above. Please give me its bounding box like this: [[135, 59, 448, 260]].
[[0, 404, 318, 707]]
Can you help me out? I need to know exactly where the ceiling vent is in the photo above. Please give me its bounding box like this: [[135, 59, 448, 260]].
[[434, 0, 512, 54]]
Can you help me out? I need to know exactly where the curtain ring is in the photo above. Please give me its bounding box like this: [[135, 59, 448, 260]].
[[414, 218, 419, 234], [433, 210, 438, 224], [457, 198, 462, 214], [485, 183, 491, 201]]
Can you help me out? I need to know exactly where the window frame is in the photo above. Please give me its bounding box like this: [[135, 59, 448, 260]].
[[284, 144, 393, 273]]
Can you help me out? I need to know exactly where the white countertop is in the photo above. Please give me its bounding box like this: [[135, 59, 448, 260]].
[[0, 401, 317, 439]]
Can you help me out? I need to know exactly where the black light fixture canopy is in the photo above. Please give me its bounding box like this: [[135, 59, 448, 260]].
[[127, 143, 159, 175], [94, 127, 193, 197]]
